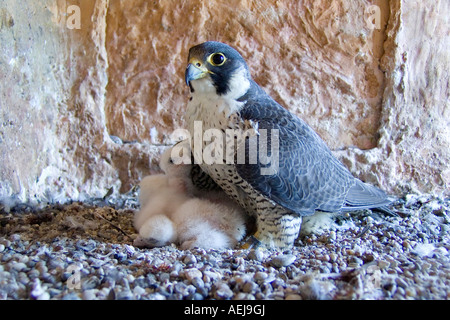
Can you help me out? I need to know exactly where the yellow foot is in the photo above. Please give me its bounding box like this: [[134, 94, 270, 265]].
[[240, 234, 262, 249]]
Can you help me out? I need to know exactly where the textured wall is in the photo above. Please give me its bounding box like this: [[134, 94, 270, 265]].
[[105, 0, 388, 150], [336, 0, 450, 194], [0, 0, 448, 205]]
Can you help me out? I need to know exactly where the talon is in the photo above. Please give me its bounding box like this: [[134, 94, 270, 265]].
[[240, 235, 262, 249]]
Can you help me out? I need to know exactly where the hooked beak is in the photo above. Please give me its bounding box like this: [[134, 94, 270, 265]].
[[185, 59, 210, 86]]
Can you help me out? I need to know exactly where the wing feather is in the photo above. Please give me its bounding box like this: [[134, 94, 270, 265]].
[[236, 81, 390, 215]]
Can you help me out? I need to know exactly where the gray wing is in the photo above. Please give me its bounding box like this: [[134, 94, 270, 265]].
[[236, 82, 391, 216], [342, 179, 393, 212]]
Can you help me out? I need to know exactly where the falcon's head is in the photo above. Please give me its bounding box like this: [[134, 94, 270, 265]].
[[185, 41, 251, 99]]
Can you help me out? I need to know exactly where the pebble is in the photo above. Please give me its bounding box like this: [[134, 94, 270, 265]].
[[203, 270, 221, 282], [30, 279, 49, 300], [10, 262, 27, 272], [396, 277, 408, 289], [183, 254, 197, 265], [191, 276, 204, 289], [234, 292, 248, 300], [115, 289, 134, 300], [133, 286, 146, 297], [378, 260, 390, 269], [214, 283, 234, 299], [183, 268, 203, 282], [247, 249, 265, 261], [254, 271, 268, 282], [76, 239, 97, 252], [10, 234, 21, 242], [348, 256, 363, 267], [270, 254, 296, 268], [329, 231, 337, 241], [82, 276, 101, 290], [242, 281, 258, 293], [62, 292, 82, 300], [329, 253, 338, 262], [192, 293, 205, 300], [148, 293, 166, 300], [0, 195, 448, 300], [82, 289, 98, 300]]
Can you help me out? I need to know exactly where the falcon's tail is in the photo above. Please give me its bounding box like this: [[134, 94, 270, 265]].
[[342, 180, 394, 212]]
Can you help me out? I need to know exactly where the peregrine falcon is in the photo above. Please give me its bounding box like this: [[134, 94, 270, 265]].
[[183, 41, 392, 248]]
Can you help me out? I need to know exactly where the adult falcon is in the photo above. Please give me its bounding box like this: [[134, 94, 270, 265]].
[[183, 41, 392, 248]]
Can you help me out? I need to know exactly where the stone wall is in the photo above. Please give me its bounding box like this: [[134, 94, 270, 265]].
[[0, 0, 448, 205], [336, 0, 449, 195]]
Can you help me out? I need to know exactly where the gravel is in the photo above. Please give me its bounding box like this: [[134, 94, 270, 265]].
[[0, 193, 449, 300]]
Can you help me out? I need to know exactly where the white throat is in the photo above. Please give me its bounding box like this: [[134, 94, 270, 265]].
[[186, 67, 250, 130], [222, 66, 251, 100], [190, 66, 251, 101]]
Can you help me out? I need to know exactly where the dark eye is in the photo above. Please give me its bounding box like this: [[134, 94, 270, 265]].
[[208, 53, 226, 66]]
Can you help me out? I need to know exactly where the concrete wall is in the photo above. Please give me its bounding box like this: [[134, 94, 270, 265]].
[[0, 0, 448, 205]]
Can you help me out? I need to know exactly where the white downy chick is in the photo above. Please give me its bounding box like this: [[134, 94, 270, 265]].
[[133, 174, 189, 231], [172, 198, 247, 250], [163, 142, 248, 249], [134, 143, 248, 250], [133, 214, 176, 248], [158, 142, 193, 194], [133, 154, 190, 247]]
